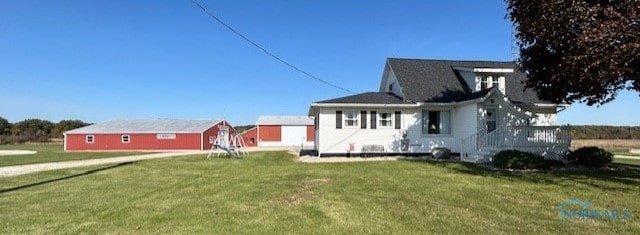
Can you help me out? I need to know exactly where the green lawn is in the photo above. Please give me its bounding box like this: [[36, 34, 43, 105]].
[[615, 157, 640, 166], [613, 151, 640, 157], [0, 152, 638, 234], [0, 144, 148, 167]]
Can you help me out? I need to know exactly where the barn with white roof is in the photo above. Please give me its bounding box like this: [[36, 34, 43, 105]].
[[64, 119, 234, 151], [240, 116, 314, 147]]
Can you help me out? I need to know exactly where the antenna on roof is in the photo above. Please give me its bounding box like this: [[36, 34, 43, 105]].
[[223, 106, 229, 121]]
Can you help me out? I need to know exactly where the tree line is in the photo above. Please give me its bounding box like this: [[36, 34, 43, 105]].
[[570, 125, 640, 140], [1, 116, 638, 144], [0, 117, 90, 144]]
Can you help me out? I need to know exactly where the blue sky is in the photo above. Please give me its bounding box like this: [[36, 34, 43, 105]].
[[1, 0, 638, 125]]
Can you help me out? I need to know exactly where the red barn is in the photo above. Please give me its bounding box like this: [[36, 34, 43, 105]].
[[240, 127, 258, 147], [64, 119, 234, 151], [241, 116, 314, 147]]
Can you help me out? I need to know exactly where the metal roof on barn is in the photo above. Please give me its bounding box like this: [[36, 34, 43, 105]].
[[65, 119, 222, 134], [256, 116, 314, 126]]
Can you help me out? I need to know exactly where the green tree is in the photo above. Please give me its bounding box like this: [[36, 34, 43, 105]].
[[234, 125, 256, 133], [12, 119, 54, 142], [506, 0, 640, 105], [51, 120, 90, 138], [0, 117, 10, 135]]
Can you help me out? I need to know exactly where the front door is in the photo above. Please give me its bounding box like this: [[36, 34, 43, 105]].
[[485, 108, 497, 132]]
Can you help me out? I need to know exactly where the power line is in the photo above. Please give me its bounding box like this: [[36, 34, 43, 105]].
[[190, 0, 356, 94]]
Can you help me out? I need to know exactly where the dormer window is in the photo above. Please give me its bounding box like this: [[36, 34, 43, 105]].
[[477, 74, 505, 93], [480, 76, 489, 90], [452, 67, 512, 94]]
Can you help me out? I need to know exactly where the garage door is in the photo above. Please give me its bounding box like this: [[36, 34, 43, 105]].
[[281, 126, 307, 145]]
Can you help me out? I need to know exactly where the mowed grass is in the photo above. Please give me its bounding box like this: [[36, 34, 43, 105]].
[[0, 152, 639, 234], [615, 157, 640, 166], [0, 144, 148, 167]]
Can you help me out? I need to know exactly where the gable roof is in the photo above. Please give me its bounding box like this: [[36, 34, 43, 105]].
[[386, 58, 551, 104], [65, 119, 222, 134], [313, 89, 494, 105], [315, 92, 407, 104], [256, 116, 314, 126]]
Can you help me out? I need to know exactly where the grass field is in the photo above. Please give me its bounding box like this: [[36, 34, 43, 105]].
[[0, 152, 638, 234], [615, 157, 640, 166], [0, 144, 147, 167], [572, 139, 640, 152]]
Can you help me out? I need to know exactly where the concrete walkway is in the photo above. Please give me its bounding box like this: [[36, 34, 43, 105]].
[[0, 151, 204, 177], [298, 155, 430, 163], [0, 147, 301, 178]]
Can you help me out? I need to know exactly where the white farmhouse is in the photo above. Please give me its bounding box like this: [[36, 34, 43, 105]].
[[308, 58, 571, 162]]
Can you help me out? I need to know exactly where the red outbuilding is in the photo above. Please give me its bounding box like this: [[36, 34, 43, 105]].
[[240, 127, 258, 147], [240, 116, 314, 147], [64, 119, 234, 151]]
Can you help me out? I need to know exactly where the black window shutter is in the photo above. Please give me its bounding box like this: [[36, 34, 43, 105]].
[[336, 111, 342, 129], [370, 111, 377, 129], [394, 111, 401, 129], [360, 111, 367, 129]]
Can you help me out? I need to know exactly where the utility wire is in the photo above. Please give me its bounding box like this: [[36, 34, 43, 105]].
[[190, 0, 356, 94]]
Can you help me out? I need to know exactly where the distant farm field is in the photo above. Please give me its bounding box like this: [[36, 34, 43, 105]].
[[571, 139, 640, 152]]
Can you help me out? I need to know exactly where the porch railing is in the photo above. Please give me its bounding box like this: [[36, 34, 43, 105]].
[[480, 126, 571, 149], [460, 125, 571, 162]]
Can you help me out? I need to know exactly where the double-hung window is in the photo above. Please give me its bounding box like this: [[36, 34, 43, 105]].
[[421, 110, 451, 134], [379, 112, 392, 127], [480, 76, 489, 90], [478, 74, 505, 92], [344, 111, 359, 127]]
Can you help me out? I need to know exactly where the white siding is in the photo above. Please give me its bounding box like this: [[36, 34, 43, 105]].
[[454, 103, 478, 138], [478, 92, 530, 129], [316, 105, 477, 155], [531, 113, 557, 126], [317, 108, 406, 154], [382, 69, 404, 97], [458, 70, 476, 91], [526, 107, 558, 126]]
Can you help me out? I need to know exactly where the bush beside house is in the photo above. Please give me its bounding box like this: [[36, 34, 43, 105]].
[[493, 150, 565, 169], [567, 147, 613, 167]]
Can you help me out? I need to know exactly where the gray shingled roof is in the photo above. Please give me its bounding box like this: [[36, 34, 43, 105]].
[[315, 90, 493, 104], [256, 116, 314, 126], [65, 119, 222, 134], [315, 92, 407, 104], [387, 58, 550, 104]]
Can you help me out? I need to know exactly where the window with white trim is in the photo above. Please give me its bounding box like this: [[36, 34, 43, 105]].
[[421, 110, 451, 134], [477, 74, 505, 93], [344, 111, 359, 127], [86, 135, 94, 143], [122, 135, 130, 143], [379, 112, 393, 127], [480, 76, 489, 90]]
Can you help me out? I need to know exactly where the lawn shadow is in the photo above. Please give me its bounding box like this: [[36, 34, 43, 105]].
[[0, 162, 134, 194], [400, 158, 640, 191]]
